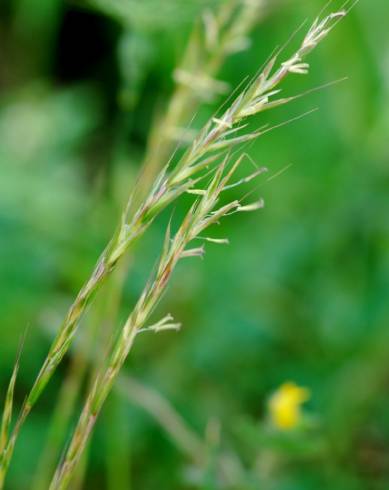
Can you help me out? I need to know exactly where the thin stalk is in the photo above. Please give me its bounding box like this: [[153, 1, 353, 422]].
[[117, 376, 204, 463], [116, 376, 245, 486]]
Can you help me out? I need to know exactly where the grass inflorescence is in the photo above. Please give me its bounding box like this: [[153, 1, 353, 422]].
[[0, 4, 351, 488]]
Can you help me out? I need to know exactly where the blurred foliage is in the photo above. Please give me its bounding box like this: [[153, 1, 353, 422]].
[[0, 0, 388, 489]]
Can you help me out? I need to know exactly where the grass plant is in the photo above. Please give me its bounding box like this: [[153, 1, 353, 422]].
[[0, 4, 352, 488]]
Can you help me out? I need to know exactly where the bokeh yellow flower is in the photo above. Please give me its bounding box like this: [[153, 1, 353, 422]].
[[268, 382, 310, 430]]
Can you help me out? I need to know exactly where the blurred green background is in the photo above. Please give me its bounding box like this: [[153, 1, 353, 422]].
[[0, 0, 388, 489]]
